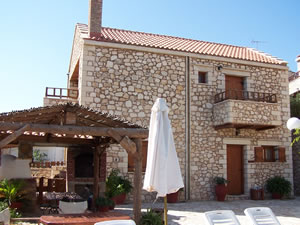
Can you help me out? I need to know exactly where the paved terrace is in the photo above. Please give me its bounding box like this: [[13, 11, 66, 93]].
[[115, 197, 300, 225]]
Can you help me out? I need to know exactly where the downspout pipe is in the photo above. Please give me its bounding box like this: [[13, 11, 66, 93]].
[[185, 56, 191, 200]]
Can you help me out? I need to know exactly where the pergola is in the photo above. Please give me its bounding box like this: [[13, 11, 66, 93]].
[[0, 103, 148, 222]]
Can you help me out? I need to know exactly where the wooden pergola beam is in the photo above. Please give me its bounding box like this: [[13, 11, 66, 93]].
[[107, 129, 137, 154], [0, 133, 97, 146], [0, 124, 29, 149], [0, 122, 148, 139]]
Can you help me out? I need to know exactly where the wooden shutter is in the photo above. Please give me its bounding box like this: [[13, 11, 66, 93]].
[[278, 147, 286, 162], [128, 141, 148, 172], [255, 147, 264, 162]]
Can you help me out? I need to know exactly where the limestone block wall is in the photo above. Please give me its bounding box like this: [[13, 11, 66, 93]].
[[43, 97, 78, 107], [213, 100, 281, 127], [73, 41, 292, 201], [189, 57, 292, 200], [69, 27, 84, 77], [79, 44, 186, 201]]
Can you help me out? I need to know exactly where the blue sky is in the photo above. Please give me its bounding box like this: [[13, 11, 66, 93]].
[[0, 0, 299, 112]]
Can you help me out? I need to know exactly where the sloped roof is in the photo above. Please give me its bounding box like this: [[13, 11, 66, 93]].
[[0, 103, 143, 129], [77, 23, 286, 65]]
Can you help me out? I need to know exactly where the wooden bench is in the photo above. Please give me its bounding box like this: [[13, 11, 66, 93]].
[[39, 211, 131, 225]]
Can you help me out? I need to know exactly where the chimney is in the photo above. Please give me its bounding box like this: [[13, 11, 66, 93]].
[[88, 0, 103, 37], [296, 55, 300, 72]]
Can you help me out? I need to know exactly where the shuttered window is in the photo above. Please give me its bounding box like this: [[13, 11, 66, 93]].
[[128, 141, 148, 172], [254, 146, 286, 162]]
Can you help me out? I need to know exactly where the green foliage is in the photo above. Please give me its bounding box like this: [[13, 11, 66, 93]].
[[0, 201, 8, 211], [266, 176, 292, 195], [290, 93, 300, 118], [139, 209, 163, 225], [214, 177, 228, 185], [106, 169, 132, 198], [10, 208, 22, 218], [95, 196, 114, 207], [0, 201, 21, 218], [0, 179, 26, 205], [33, 149, 48, 162]]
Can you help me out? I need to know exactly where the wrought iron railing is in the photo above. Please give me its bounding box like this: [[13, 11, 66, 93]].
[[45, 87, 78, 99], [214, 90, 277, 103]]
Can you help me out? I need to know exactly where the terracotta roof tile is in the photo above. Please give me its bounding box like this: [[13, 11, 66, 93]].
[[77, 23, 286, 65]]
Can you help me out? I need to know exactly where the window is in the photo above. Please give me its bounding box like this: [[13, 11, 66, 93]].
[[254, 146, 286, 162], [198, 71, 207, 83], [128, 141, 148, 172]]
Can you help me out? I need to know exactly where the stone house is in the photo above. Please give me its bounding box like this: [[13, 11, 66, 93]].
[[44, 0, 292, 201]]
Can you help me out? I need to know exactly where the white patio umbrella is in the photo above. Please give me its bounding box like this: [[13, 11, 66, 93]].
[[143, 98, 184, 225]]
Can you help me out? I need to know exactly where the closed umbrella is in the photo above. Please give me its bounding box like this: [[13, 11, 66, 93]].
[[143, 98, 184, 225]]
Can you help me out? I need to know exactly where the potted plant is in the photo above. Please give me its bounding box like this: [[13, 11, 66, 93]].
[[214, 177, 228, 201], [139, 208, 163, 225], [0, 179, 26, 209], [266, 176, 291, 199], [166, 188, 183, 203], [106, 169, 132, 205], [95, 196, 114, 212]]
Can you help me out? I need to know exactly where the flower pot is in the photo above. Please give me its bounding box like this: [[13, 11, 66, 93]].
[[167, 191, 179, 203], [111, 193, 126, 205], [215, 184, 227, 201], [272, 192, 283, 199], [10, 202, 22, 209], [98, 206, 109, 212]]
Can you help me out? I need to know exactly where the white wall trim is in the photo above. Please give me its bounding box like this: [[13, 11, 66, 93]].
[[223, 138, 251, 145], [257, 140, 283, 146]]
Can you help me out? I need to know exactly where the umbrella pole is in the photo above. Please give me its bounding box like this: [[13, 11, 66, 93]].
[[164, 196, 168, 225]]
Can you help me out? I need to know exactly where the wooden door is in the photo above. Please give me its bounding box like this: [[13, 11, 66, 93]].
[[227, 145, 244, 195], [225, 75, 244, 100]]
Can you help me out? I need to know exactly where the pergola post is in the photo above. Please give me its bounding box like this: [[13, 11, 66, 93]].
[[133, 138, 143, 224], [92, 144, 107, 211]]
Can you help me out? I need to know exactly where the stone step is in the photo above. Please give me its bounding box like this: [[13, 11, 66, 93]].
[[226, 194, 250, 201]]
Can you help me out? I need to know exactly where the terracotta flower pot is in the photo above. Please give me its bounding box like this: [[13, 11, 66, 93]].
[[167, 191, 179, 203], [215, 184, 227, 201], [272, 192, 283, 199], [10, 202, 22, 209], [111, 193, 126, 205], [98, 206, 109, 212]]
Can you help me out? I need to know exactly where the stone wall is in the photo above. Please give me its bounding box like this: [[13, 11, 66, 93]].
[[213, 100, 281, 127], [43, 97, 78, 106], [73, 42, 292, 201]]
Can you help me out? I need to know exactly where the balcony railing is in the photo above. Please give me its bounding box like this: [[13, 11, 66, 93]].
[[45, 87, 78, 99], [215, 90, 277, 104]]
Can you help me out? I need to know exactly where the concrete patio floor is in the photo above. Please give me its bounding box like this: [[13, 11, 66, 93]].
[[115, 197, 300, 225]]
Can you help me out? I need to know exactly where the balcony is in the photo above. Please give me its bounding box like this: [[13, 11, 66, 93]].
[[44, 87, 78, 106], [213, 90, 280, 130]]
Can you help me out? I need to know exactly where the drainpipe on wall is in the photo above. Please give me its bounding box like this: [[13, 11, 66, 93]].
[[185, 56, 191, 200]]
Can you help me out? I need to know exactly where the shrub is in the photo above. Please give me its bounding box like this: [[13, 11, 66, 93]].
[[266, 176, 292, 196], [106, 169, 132, 198], [214, 177, 228, 185], [139, 209, 163, 225]]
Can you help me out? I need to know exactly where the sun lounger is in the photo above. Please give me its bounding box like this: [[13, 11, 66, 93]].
[[244, 207, 281, 225], [94, 220, 136, 225], [204, 210, 241, 225]]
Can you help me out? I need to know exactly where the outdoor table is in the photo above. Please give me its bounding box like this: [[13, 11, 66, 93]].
[[41, 192, 84, 214], [39, 211, 131, 225], [44, 192, 83, 202]]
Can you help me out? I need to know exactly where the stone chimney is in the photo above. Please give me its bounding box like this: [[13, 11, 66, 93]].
[[88, 0, 103, 37], [296, 55, 300, 72]]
